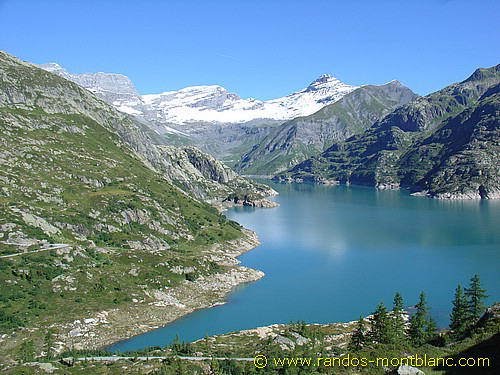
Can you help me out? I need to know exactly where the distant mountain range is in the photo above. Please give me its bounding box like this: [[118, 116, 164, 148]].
[[37, 62, 400, 165], [275, 65, 500, 199], [39, 63, 357, 125], [37, 59, 500, 200], [235, 81, 417, 175]]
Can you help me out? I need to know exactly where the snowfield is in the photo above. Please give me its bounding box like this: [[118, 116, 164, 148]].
[[39, 64, 358, 126], [140, 74, 357, 124]]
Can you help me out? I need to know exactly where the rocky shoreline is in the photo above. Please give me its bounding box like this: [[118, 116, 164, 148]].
[[197, 320, 362, 353], [222, 197, 279, 209], [52, 229, 264, 352]]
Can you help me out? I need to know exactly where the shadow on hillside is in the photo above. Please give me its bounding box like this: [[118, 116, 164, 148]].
[[437, 333, 499, 374]]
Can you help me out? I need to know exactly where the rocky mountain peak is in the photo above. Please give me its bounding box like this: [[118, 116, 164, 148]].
[[306, 73, 339, 90], [38, 62, 139, 96], [311, 73, 334, 84], [38, 63, 73, 82], [385, 79, 403, 86], [462, 64, 500, 84], [76, 73, 137, 96]]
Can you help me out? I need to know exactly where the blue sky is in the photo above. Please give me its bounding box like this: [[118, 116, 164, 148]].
[[1, 0, 498, 99]]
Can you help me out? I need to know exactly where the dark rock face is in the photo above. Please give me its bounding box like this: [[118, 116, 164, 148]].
[[276, 65, 500, 199], [222, 196, 278, 209], [156, 145, 277, 204], [399, 85, 500, 199]]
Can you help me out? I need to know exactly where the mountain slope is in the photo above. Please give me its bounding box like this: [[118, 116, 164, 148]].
[[25, 55, 276, 205], [276, 65, 500, 199], [0, 50, 273, 358], [0, 49, 266, 269], [399, 84, 500, 198], [38, 64, 362, 162], [235, 81, 417, 175]]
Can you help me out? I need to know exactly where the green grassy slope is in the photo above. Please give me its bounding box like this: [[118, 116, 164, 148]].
[[0, 51, 247, 362]]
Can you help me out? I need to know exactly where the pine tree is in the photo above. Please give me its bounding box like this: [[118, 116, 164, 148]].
[[391, 292, 407, 344], [426, 317, 437, 340], [409, 292, 429, 346], [465, 274, 488, 322], [393, 292, 404, 312], [349, 316, 366, 351], [370, 302, 391, 344], [450, 284, 469, 336]]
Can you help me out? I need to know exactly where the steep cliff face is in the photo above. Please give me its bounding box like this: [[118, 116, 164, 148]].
[[37, 62, 145, 116], [2, 52, 274, 205], [236, 81, 417, 175], [276, 65, 500, 199], [156, 145, 276, 204]]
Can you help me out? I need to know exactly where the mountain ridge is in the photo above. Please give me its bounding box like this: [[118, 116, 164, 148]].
[[275, 64, 500, 199], [38, 62, 422, 166], [39, 62, 358, 125], [235, 80, 417, 175]]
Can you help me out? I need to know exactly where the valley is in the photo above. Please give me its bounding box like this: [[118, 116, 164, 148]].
[[0, 49, 498, 375]]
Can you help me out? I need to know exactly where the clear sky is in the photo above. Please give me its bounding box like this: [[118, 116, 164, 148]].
[[1, 0, 499, 99]]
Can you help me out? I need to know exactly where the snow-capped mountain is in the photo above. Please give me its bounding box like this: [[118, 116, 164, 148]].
[[38, 63, 358, 126], [140, 74, 357, 124]]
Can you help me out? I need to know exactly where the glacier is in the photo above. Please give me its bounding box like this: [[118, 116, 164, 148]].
[[38, 63, 358, 127]]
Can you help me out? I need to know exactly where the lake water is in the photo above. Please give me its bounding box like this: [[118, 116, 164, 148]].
[[109, 183, 500, 352]]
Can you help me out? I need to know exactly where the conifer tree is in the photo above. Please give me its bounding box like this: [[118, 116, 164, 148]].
[[450, 284, 469, 336], [393, 292, 404, 312], [409, 292, 429, 346], [391, 292, 407, 344], [465, 274, 488, 322], [426, 317, 437, 340], [370, 302, 391, 344], [349, 316, 366, 351]]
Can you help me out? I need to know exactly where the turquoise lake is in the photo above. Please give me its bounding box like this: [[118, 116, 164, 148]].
[[109, 183, 500, 352]]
